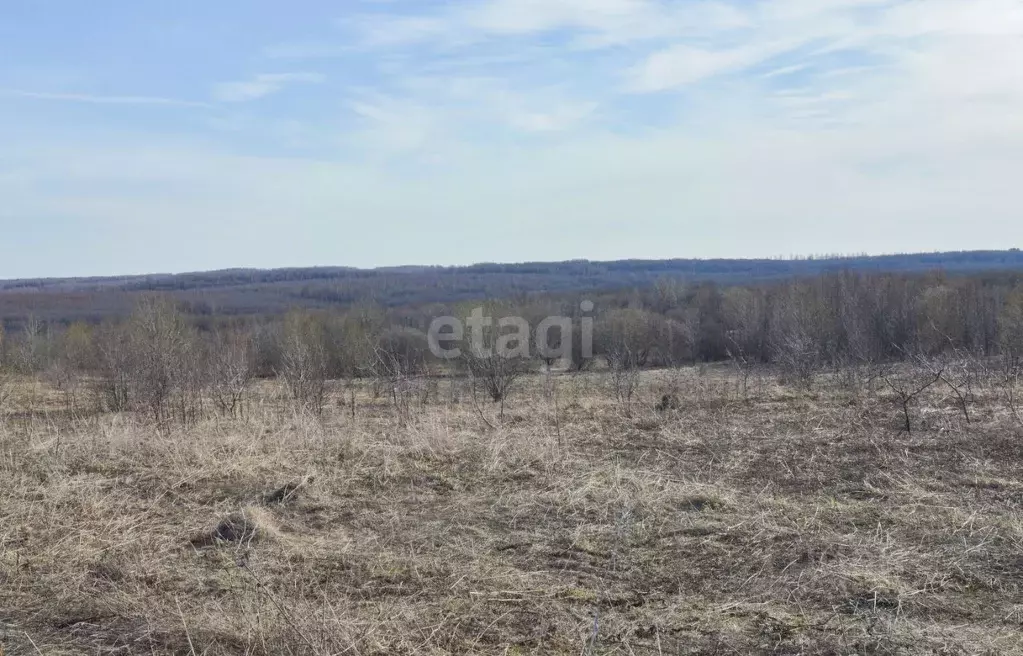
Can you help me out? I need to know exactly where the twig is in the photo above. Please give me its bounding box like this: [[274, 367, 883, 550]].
[[175, 596, 198, 656], [239, 561, 320, 655]]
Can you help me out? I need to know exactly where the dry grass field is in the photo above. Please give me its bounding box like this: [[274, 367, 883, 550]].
[[2, 368, 1022, 654]]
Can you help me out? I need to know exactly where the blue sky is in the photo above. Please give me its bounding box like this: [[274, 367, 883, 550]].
[[2, 0, 1022, 278]]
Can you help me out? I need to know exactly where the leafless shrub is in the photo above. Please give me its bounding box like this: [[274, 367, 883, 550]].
[[596, 308, 661, 368], [454, 311, 529, 417], [91, 299, 202, 422], [934, 350, 981, 425], [208, 330, 254, 418], [568, 321, 597, 373], [725, 335, 758, 400], [324, 311, 380, 418], [95, 323, 133, 413], [998, 283, 1023, 364], [832, 355, 862, 396], [606, 345, 640, 415], [994, 288, 1023, 427], [277, 312, 332, 414], [374, 328, 432, 425], [44, 362, 82, 412], [772, 326, 819, 390], [539, 363, 564, 449], [463, 349, 526, 417], [879, 358, 945, 433], [722, 287, 767, 398], [995, 355, 1023, 428], [10, 314, 48, 374], [174, 338, 209, 425], [531, 314, 565, 371], [44, 322, 96, 413], [0, 370, 11, 412], [127, 298, 197, 422], [653, 365, 685, 413]]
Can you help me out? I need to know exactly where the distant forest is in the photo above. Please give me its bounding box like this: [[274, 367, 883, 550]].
[[3, 252, 1023, 413], [2, 250, 1023, 329]]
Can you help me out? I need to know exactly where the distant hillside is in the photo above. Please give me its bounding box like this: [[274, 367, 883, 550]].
[[2, 250, 1022, 327]]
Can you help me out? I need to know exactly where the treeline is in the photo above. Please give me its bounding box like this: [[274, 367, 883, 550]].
[[6, 250, 1023, 294], [2, 270, 1023, 421], [4, 250, 1023, 327]]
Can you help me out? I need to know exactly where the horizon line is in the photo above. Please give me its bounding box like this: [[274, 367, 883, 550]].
[[2, 248, 1021, 285]]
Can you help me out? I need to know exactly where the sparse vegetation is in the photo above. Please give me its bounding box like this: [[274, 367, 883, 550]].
[[2, 365, 1022, 654], [3, 269, 1023, 654]]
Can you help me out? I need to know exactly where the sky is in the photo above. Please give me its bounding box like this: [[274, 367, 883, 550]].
[[1, 0, 1022, 278]]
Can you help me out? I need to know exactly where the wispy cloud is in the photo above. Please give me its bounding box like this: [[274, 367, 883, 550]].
[[345, 0, 750, 49], [0, 89, 208, 107], [627, 41, 795, 92], [262, 42, 351, 60], [762, 63, 812, 79], [347, 93, 441, 154], [4, 0, 1023, 276], [504, 100, 598, 133], [212, 73, 325, 103]]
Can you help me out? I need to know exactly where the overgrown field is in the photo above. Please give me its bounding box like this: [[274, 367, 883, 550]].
[[2, 369, 1022, 655]]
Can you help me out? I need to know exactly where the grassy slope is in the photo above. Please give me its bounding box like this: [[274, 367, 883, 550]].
[[1, 370, 1022, 655]]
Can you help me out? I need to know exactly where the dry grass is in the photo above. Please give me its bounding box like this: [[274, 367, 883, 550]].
[[1, 368, 1022, 655]]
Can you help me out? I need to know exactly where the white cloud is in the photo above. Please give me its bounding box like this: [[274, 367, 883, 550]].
[[761, 63, 811, 79], [346, 0, 750, 50], [466, 0, 654, 35], [212, 73, 325, 103], [0, 89, 207, 107], [263, 42, 351, 59], [352, 15, 453, 47], [347, 93, 446, 155], [620, 0, 1023, 94], [628, 41, 791, 91], [504, 100, 597, 132], [878, 0, 1023, 37]]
